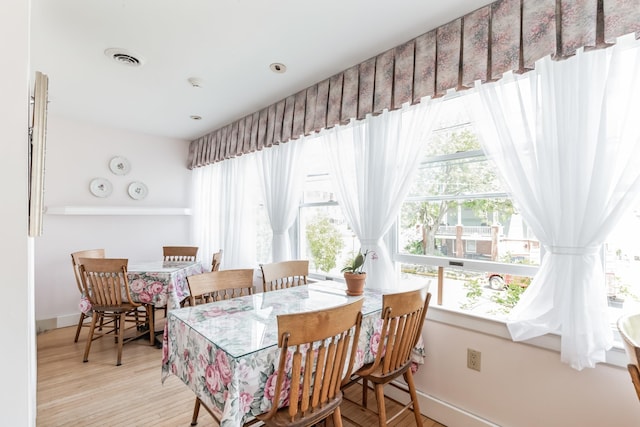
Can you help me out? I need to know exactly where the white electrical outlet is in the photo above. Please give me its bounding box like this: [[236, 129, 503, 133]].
[[467, 348, 481, 371]]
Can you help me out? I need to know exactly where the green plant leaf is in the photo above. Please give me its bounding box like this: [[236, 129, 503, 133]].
[[353, 252, 364, 270]]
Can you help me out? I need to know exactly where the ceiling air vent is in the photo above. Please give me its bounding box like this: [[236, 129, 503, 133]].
[[104, 48, 145, 67]]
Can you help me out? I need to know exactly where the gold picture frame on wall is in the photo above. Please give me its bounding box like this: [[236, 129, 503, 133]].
[[29, 71, 49, 237]]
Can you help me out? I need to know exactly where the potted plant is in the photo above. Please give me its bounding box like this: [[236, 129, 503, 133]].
[[341, 249, 370, 296]]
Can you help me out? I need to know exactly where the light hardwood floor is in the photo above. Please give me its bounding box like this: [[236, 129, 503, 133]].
[[37, 324, 445, 427]]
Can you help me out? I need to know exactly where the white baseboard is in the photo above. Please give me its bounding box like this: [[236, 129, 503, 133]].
[[36, 313, 79, 333], [384, 380, 500, 427], [35, 318, 57, 334]]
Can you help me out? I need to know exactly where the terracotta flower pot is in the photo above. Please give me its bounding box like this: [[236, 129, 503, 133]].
[[344, 272, 366, 296]]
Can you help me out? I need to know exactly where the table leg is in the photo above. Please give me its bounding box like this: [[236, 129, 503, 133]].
[[148, 305, 155, 346]]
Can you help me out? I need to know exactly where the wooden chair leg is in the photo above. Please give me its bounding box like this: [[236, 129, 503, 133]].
[[74, 312, 86, 343], [404, 370, 423, 426], [332, 406, 343, 427], [116, 313, 125, 366], [191, 397, 201, 426], [374, 383, 387, 427], [628, 364, 640, 401], [113, 314, 124, 344], [362, 378, 368, 408], [83, 312, 98, 362]]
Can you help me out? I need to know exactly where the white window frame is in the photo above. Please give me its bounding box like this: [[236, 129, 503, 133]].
[[466, 239, 477, 254]]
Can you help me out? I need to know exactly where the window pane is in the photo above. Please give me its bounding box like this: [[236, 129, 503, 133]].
[[298, 137, 356, 277], [400, 262, 533, 319], [300, 205, 356, 277], [396, 92, 539, 319], [408, 152, 505, 198], [604, 202, 640, 324], [399, 93, 539, 267], [256, 195, 272, 264], [399, 200, 540, 261]]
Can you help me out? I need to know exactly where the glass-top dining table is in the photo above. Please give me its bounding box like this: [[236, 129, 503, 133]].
[[161, 280, 427, 427]]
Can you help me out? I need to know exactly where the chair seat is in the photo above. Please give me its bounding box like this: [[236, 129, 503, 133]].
[[257, 394, 342, 427], [357, 361, 412, 385], [91, 303, 141, 314]]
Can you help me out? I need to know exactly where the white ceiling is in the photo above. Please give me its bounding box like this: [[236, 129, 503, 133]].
[[30, 0, 493, 141]]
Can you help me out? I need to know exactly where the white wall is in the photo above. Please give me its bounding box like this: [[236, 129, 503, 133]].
[[35, 114, 193, 326], [410, 315, 640, 427], [0, 1, 34, 425]]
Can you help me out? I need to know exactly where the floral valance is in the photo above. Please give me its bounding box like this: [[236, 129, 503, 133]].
[[188, 0, 640, 169]]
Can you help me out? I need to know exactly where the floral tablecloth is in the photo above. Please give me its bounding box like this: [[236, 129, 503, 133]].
[[161, 282, 426, 427], [128, 261, 204, 309], [79, 261, 204, 314]]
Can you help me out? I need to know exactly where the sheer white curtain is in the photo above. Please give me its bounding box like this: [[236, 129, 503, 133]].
[[190, 153, 257, 269], [326, 99, 440, 290], [255, 140, 307, 262], [474, 35, 640, 370]]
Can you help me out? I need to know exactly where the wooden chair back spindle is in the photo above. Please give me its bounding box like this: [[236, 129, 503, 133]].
[[186, 269, 254, 306], [71, 249, 105, 294], [211, 249, 223, 272], [260, 260, 309, 293], [163, 246, 199, 262]]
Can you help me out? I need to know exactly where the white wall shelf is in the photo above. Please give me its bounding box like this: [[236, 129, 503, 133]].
[[45, 206, 192, 216]]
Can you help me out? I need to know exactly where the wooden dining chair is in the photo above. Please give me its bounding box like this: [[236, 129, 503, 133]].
[[78, 258, 152, 366], [163, 245, 199, 262], [186, 269, 254, 307], [618, 313, 640, 400], [345, 287, 431, 427], [210, 249, 223, 272], [260, 260, 309, 292], [254, 298, 363, 426], [70, 248, 105, 343]]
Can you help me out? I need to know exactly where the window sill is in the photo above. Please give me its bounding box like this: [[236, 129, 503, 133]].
[[308, 272, 628, 367], [427, 305, 629, 368]]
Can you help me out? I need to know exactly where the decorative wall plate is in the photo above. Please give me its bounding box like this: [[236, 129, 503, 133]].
[[128, 181, 148, 200], [89, 178, 113, 198], [109, 156, 131, 175]]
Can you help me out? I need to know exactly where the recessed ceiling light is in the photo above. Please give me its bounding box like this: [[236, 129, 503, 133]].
[[104, 48, 145, 67], [190, 115, 202, 121], [188, 77, 204, 88], [270, 63, 287, 74]]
